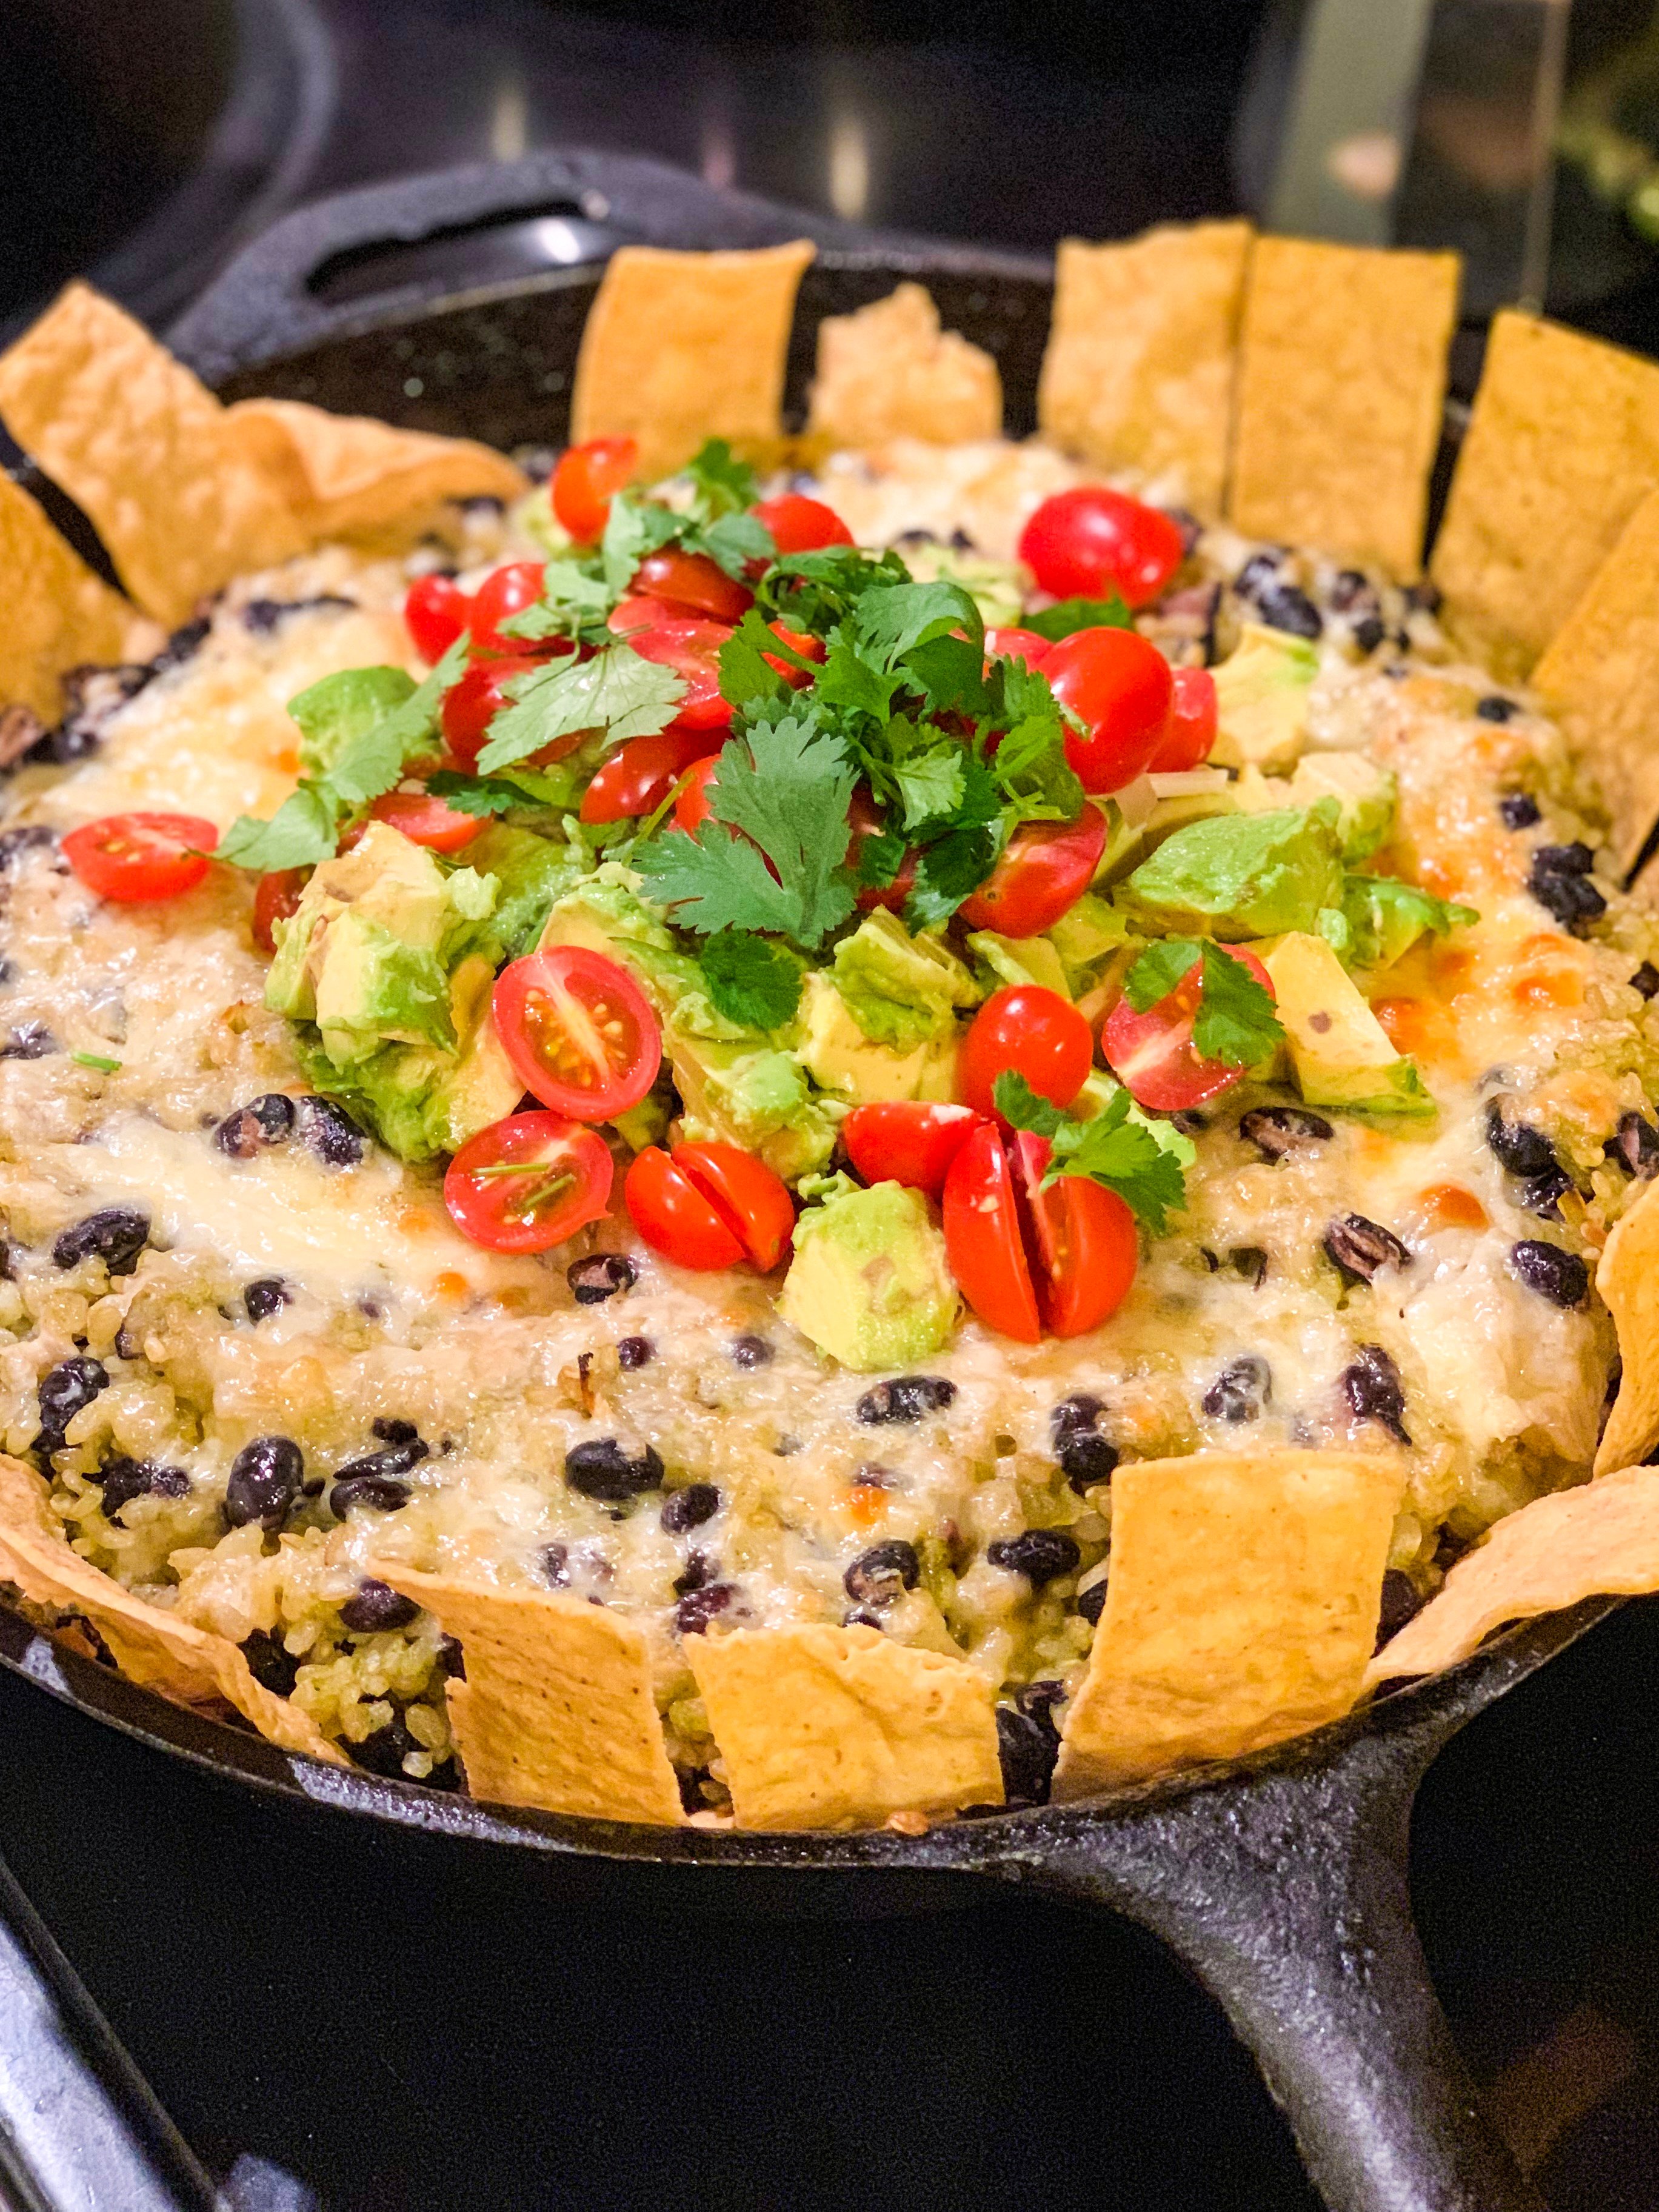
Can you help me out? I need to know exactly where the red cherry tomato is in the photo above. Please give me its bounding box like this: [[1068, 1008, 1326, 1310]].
[[493, 948, 662, 1121], [404, 573, 471, 661], [633, 548, 752, 624], [368, 787, 484, 852], [764, 622, 826, 687], [62, 812, 218, 903], [624, 1141, 793, 1272], [841, 1102, 986, 1199], [1044, 626, 1173, 795], [958, 984, 1094, 1121], [752, 493, 852, 554], [579, 730, 712, 823], [1018, 488, 1186, 610], [1149, 665, 1218, 772], [444, 1110, 613, 1253], [441, 655, 558, 769], [673, 755, 723, 835], [847, 783, 916, 915], [552, 435, 637, 544], [469, 562, 547, 656], [1102, 943, 1275, 1112], [627, 616, 735, 734], [957, 806, 1106, 937], [984, 626, 1053, 668], [608, 593, 676, 637], [942, 1121, 1041, 1343], [252, 867, 306, 955], [1013, 1130, 1138, 1337]]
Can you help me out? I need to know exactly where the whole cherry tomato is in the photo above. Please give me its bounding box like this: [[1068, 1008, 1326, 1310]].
[[552, 435, 638, 543], [62, 813, 218, 903], [841, 1102, 986, 1199], [404, 573, 471, 661], [493, 948, 662, 1121], [579, 730, 712, 823], [252, 867, 306, 954], [633, 547, 752, 624], [369, 787, 483, 853], [1149, 665, 1218, 772], [1019, 488, 1186, 609], [984, 626, 1053, 668], [751, 493, 853, 554], [444, 1111, 613, 1253], [958, 984, 1094, 1121], [673, 755, 723, 835], [469, 562, 547, 655], [627, 615, 735, 733], [1044, 626, 1173, 795], [957, 806, 1106, 937], [625, 1141, 794, 1272], [441, 655, 554, 768], [1101, 943, 1275, 1112]]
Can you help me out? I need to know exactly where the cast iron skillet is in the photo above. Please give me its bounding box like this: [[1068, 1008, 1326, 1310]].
[[0, 150, 1626, 2212]]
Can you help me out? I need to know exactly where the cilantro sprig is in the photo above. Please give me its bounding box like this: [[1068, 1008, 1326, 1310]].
[[699, 929, 803, 1029], [1123, 940, 1285, 1068], [994, 1071, 1187, 1235], [476, 644, 684, 774]]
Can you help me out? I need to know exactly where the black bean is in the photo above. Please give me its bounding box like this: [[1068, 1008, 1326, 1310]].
[[34, 1355, 110, 1459], [673, 1552, 715, 1596], [662, 1483, 721, 1533], [566, 1253, 636, 1305], [1610, 1111, 1659, 1179], [1240, 1105, 1333, 1161], [1255, 581, 1323, 640], [150, 618, 212, 673], [1498, 790, 1540, 830], [436, 1634, 466, 1679], [616, 1336, 653, 1370], [564, 1437, 664, 1501], [1483, 1099, 1557, 1179], [349, 1712, 420, 1780], [224, 1435, 304, 1530], [97, 1455, 189, 1523], [48, 664, 153, 762], [852, 1462, 893, 1489], [1341, 1346, 1410, 1443], [1529, 848, 1606, 933], [730, 1334, 773, 1369], [242, 1277, 290, 1325], [1518, 1168, 1573, 1221], [1059, 1433, 1119, 1495], [0, 826, 56, 865], [241, 595, 357, 633], [0, 1022, 57, 1059], [1229, 1246, 1269, 1287], [541, 1543, 570, 1587], [1632, 962, 1659, 1000], [1508, 1240, 1589, 1309], [1323, 1215, 1410, 1285], [1475, 694, 1518, 723], [214, 1092, 296, 1158], [1052, 1394, 1105, 1443], [52, 1206, 150, 1275], [1234, 550, 1283, 598], [987, 1529, 1081, 1586], [1535, 840, 1594, 875], [843, 1539, 921, 1607], [842, 1606, 886, 1632], [1168, 1108, 1209, 1135], [332, 1437, 429, 1486], [330, 1472, 413, 1516], [339, 1579, 421, 1634], [239, 1629, 299, 1697], [855, 1375, 956, 1424], [1374, 1569, 1424, 1651], [1077, 1579, 1109, 1626], [373, 1417, 420, 1446], [1203, 1355, 1272, 1423], [995, 1701, 1060, 1807], [675, 1583, 736, 1636], [293, 1095, 366, 1166], [1352, 615, 1386, 655], [1329, 569, 1372, 612]]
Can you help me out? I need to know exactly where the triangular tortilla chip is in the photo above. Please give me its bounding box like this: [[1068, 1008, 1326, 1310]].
[[0, 1453, 344, 1763], [807, 283, 1002, 449], [1430, 310, 1659, 670], [1368, 1464, 1659, 1685], [0, 472, 138, 721], [1037, 220, 1252, 515], [1053, 1449, 1401, 1796], [688, 1623, 1001, 1831], [376, 1568, 684, 1825], [1228, 237, 1460, 578], [0, 283, 307, 625], [1592, 1175, 1659, 1474], [223, 399, 527, 544], [571, 241, 815, 484]]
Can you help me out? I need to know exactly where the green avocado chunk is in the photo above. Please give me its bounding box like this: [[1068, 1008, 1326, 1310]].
[[778, 1180, 959, 1371], [287, 666, 418, 777], [1209, 623, 1319, 772], [1233, 754, 1398, 863], [829, 909, 981, 1052], [1114, 801, 1344, 941]]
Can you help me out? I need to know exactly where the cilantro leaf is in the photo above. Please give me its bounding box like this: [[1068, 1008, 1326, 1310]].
[[1123, 939, 1285, 1068], [288, 667, 416, 777], [427, 766, 571, 818], [895, 746, 966, 831], [684, 438, 759, 517], [901, 630, 993, 717], [1124, 938, 1202, 1010], [639, 823, 800, 937], [754, 545, 909, 636], [216, 783, 341, 872], [701, 508, 776, 580], [851, 580, 983, 667], [699, 929, 803, 1029], [815, 623, 903, 723], [600, 492, 684, 595], [996, 1072, 1186, 1234], [904, 822, 1000, 931], [853, 829, 907, 890], [476, 644, 684, 773], [1023, 594, 1135, 642], [992, 1071, 1066, 1138], [718, 608, 793, 709], [325, 636, 467, 805]]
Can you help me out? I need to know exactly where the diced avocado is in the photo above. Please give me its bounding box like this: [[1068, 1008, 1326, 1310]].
[[1233, 754, 1398, 863], [796, 972, 958, 1104], [287, 667, 417, 778], [1341, 875, 1478, 972], [539, 870, 755, 1043], [1209, 623, 1319, 773], [310, 913, 453, 1063], [830, 910, 981, 1052], [466, 823, 575, 957], [670, 1027, 837, 1183], [1260, 931, 1434, 1121], [965, 929, 1072, 999], [895, 540, 1024, 630], [1092, 786, 1240, 888], [294, 966, 521, 1161], [778, 1180, 959, 1371], [1045, 893, 1133, 988], [1114, 802, 1344, 941]]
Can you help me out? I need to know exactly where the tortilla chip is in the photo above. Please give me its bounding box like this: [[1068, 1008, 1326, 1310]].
[[1228, 238, 1460, 578], [0, 1453, 345, 1763], [1036, 221, 1252, 515], [688, 1622, 1001, 1831], [807, 284, 1002, 449], [571, 241, 815, 484], [0, 472, 138, 721], [1591, 1176, 1659, 1474], [0, 283, 307, 626], [224, 398, 527, 545], [1430, 310, 1659, 669], [377, 1569, 683, 1825], [1367, 1465, 1659, 1685], [1530, 488, 1659, 876], [1053, 1450, 1401, 1796]]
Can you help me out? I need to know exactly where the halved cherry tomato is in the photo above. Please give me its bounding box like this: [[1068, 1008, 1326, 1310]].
[[847, 783, 916, 915], [633, 548, 752, 624], [1044, 626, 1173, 795], [1018, 488, 1186, 609], [62, 812, 218, 903], [751, 493, 852, 554], [1013, 1129, 1138, 1337], [957, 806, 1106, 936], [493, 948, 661, 1121], [369, 787, 484, 852], [625, 1141, 794, 1272], [1101, 943, 1275, 1112], [958, 984, 1094, 1121], [608, 593, 676, 637], [984, 626, 1053, 668], [841, 1102, 986, 1198], [579, 730, 711, 823], [1149, 665, 1218, 772], [627, 615, 735, 733], [674, 755, 723, 835], [469, 562, 547, 655], [404, 573, 471, 662], [444, 1110, 613, 1253], [441, 654, 555, 768], [552, 435, 638, 543], [764, 622, 826, 687], [252, 867, 306, 955], [942, 1121, 1041, 1342]]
